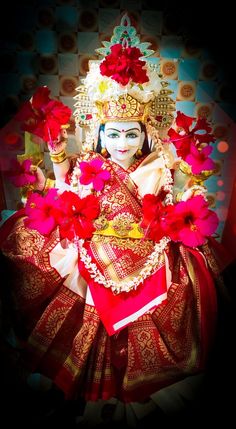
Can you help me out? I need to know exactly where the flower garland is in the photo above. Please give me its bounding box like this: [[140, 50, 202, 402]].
[[68, 143, 174, 294], [79, 236, 170, 294], [146, 122, 174, 205]]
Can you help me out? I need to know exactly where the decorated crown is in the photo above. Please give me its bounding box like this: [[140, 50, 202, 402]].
[[74, 15, 175, 131]]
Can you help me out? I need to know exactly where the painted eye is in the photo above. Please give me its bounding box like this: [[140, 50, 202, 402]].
[[107, 133, 119, 139], [126, 133, 138, 138]]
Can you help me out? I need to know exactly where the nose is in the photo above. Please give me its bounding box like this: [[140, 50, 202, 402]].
[[117, 133, 128, 149]]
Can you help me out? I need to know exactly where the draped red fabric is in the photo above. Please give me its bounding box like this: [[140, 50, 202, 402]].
[[79, 252, 167, 336], [0, 154, 219, 402], [221, 172, 236, 267]]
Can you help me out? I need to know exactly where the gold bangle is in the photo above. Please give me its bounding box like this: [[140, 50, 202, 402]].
[[50, 150, 67, 164], [43, 178, 56, 192], [176, 192, 183, 202]]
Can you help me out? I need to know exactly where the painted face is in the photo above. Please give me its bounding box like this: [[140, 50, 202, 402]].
[[100, 121, 145, 169]]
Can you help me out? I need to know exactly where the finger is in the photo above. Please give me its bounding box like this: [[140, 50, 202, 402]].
[[60, 129, 68, 139]]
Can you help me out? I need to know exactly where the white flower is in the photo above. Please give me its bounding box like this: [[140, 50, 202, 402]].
[[83, 62, 161, 104]]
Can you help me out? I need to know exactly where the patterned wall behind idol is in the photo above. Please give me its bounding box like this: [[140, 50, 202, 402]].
[[0, 0, 235, 241]]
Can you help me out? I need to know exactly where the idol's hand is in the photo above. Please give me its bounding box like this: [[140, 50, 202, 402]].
[[30, 165, 46, 192], [180, 185, 207, 201], [48, 128, 68, 154]]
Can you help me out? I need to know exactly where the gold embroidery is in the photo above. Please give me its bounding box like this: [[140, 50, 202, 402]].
[[45, 307, 69, 339], [94, 215, 109, 231], [102, 190, 126, 204], [92, 235, 154, 257], [137, 329, 156, 366], [170, 300, 188, 331], [158, 335, 176, 364], [112, 212, 135, 236], [73, 322, 97, 358], [84, 236, 168, 293], [93, 212, 144, 239], [106, 253, 136, 283], [65, 308, 100, 372], [3, 218, 45, 258], [201, 242, 220, 276], [127, 340, 136, 369], [16, 262, 47, 300]]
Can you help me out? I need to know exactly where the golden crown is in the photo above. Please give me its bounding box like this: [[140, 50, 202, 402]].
[[74, 82, 175, 129], [95, 94, 151, 124]]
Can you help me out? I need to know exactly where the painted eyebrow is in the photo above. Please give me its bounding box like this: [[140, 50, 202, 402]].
[[105, 128, 141, 133]]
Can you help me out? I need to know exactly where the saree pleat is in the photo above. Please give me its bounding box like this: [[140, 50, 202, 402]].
[[84, 325, 115, 401], [2, 231, 218, 402], [1, 215, 64, 335], [54, 304, 101, 399], [27, 287, 85, 377]]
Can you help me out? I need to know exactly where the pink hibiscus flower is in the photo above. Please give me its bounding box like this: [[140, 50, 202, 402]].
[[16, 86, 71, 142], [7, 159, 37, 187], [168, 195, 219, 247], [24, 188, 61, 235], [185, 143, 215, 175], [79, 158, 111, 191], [58, 191, 100, 240]]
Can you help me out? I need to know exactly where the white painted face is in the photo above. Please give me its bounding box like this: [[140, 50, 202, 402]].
[[100, 121, 145, 169]]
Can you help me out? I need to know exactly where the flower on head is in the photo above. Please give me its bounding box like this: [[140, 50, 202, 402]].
[[7, 159, 37, 187], [100, 44, 149, 86], [58, 192, 100, 240], [185, 143, 215, 175], [83, 61, 160, 104], [79, 158, 111, 191], [16, 86, 71, 142], [24, 188, 61, 235], [167, 195, 219, 247]]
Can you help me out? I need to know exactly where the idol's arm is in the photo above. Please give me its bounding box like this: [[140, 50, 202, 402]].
[[48, 128, 70, 184], [173, 160, 207, 202]]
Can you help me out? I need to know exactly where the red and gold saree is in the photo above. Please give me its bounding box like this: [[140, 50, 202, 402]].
[[0, 152, 218, 402]]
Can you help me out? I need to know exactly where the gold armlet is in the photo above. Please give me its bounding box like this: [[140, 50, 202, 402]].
[[43, 178, 56, 193], [50, 150, 67, 164]]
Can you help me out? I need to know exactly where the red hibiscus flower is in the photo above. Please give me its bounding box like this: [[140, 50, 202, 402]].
[[167, 195, 219, 247], [16, 86, 71, 142], [168, 111, 215, 159], [100, 44, 149, 86], [58, 191, 100, 240], [185, 143, 215, 175], [140, 194, 173, 242], [24, 188, 61, 235], [6, 159, 37, 187], [79, 158, 111, 191]]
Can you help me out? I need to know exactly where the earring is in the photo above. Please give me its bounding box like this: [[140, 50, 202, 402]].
[[101, 147, 109, 158], [135, 148, 143, 158]]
